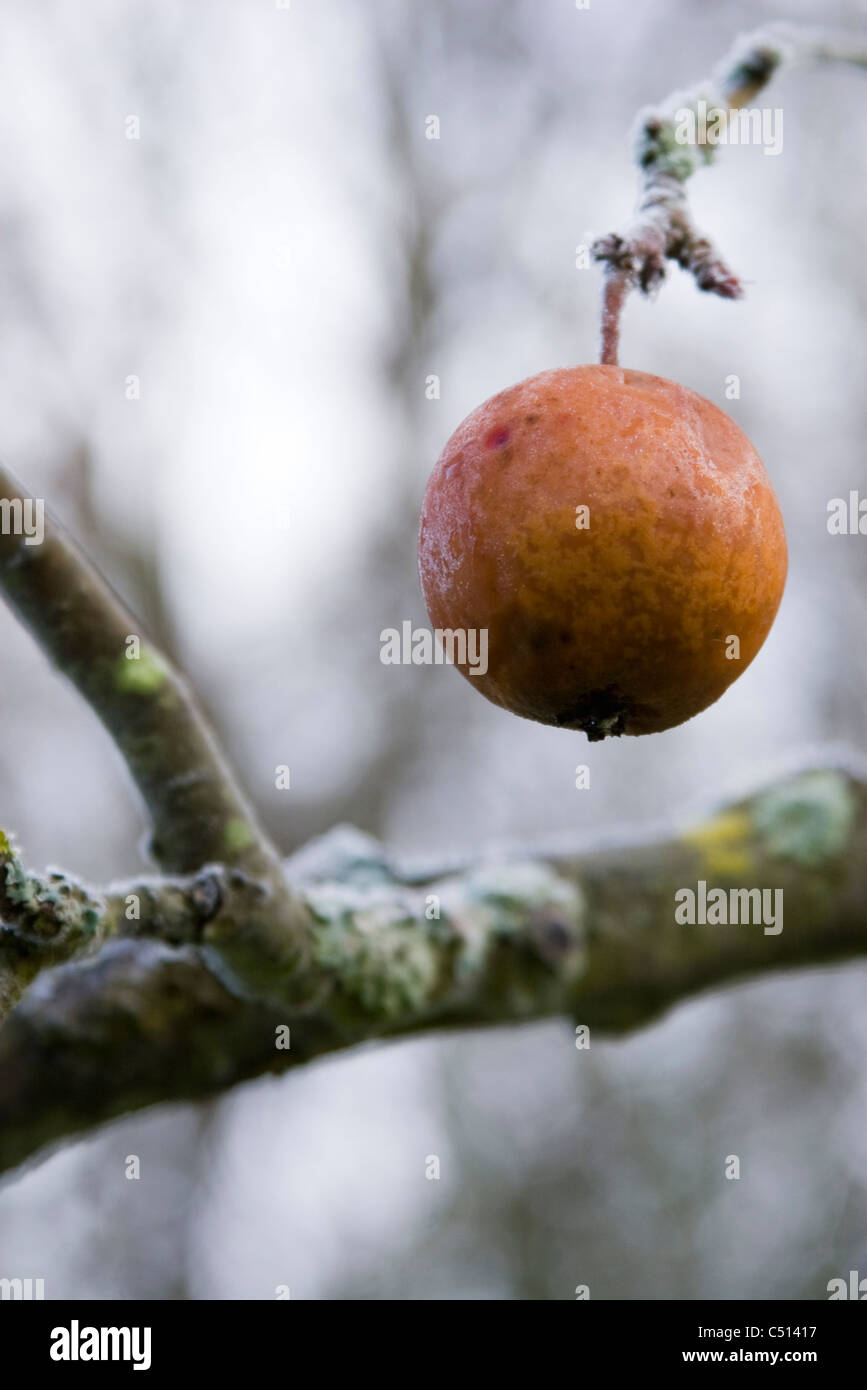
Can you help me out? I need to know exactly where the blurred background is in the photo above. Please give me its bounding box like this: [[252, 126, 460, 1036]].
[[0, 0, 866, 1299]]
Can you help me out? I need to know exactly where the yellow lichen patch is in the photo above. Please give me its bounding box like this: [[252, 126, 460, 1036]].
[[684, 810, 753, 877]]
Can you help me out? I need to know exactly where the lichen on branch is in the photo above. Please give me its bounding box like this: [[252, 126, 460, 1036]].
[[0, 759, 865, 1177], [0, 830, 105, 1019]]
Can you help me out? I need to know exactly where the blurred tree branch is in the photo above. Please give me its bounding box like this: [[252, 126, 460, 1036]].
[[593, 23, 867, 364]]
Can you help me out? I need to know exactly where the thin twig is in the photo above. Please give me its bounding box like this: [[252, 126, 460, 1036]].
[[592, 23, 867, 364]]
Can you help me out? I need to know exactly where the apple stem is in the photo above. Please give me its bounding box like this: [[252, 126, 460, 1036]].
[[600, 272, 627, 366]]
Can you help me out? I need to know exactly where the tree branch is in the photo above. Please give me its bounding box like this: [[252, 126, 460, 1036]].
[[0, 831, 228, 1023], [0, 467, 311, 1000], [592, 23, 867, 364], [1, 761, 865, 1177], [0, 468, 280, 878]]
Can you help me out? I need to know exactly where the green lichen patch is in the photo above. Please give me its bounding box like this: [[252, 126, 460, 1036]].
[[223, 819, 255, 855], [308, 886, 441, 1020], [114, 646, 168, 695], [635, 116, 697, 181], [289, 825, 397, 889], [460, 861, 584, 942], [442, 860, 586, 998], [751, 771, 857, 868], [2, 850, 35, 909], [1, 852, 103, 949]]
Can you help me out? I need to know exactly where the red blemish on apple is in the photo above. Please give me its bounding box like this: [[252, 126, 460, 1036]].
[[485, 426, 511, 449]]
